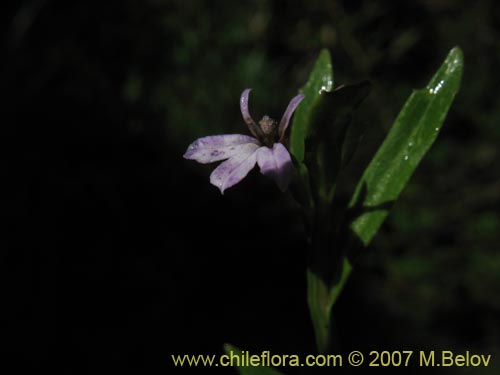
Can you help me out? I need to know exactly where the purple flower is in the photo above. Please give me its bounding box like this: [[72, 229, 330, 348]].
[[184, 89, 305, 194]]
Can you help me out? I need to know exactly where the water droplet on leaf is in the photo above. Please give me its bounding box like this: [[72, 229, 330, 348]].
[[429, 80, 445, 95]]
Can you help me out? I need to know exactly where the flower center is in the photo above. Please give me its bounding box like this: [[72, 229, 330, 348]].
[[258, 115, 278, 147]]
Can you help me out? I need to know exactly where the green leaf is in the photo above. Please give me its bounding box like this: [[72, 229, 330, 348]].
[[349, 47, 464, 247], [305, 81, 372, 201], [290, 49, 333, 163], [340, 84, 374, 169], [223, 344, 285, 375]]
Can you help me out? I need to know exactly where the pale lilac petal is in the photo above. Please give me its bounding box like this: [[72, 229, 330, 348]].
[[278, 93, 305, 141], [183, 134, 259, 164], [209, 143, 259, 193], [256, 143, 294, 191], [240, 88, 263, 139]]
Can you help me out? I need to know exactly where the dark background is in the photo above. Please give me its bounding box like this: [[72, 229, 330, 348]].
[[2, 0, 499, 373]]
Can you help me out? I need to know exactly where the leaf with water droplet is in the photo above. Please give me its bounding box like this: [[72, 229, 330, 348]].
[[290, 49, 333, 164], [348, 47, 464, 247]]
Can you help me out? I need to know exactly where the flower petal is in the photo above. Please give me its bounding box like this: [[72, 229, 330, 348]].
[[240, 88, 264, 139], [209, 143, 259, 193], [278, 93, 305, 141], [256, 143, 294, 191], [183, 134, 259, 164]]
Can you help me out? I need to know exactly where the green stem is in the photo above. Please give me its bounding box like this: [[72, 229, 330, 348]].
[[307, 268, 332, 353], [307, 196, 333, 353], [306, 184, 356, 353], [294, 162, 355, 353]]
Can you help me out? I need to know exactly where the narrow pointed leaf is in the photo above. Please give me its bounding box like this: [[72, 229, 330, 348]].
[[223, 344, 285, 375], [290, 49, 333, 163], [349, 47, 464, 247]]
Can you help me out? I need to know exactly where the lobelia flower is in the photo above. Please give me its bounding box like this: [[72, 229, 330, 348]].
[[183, 89, 305, 194]]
